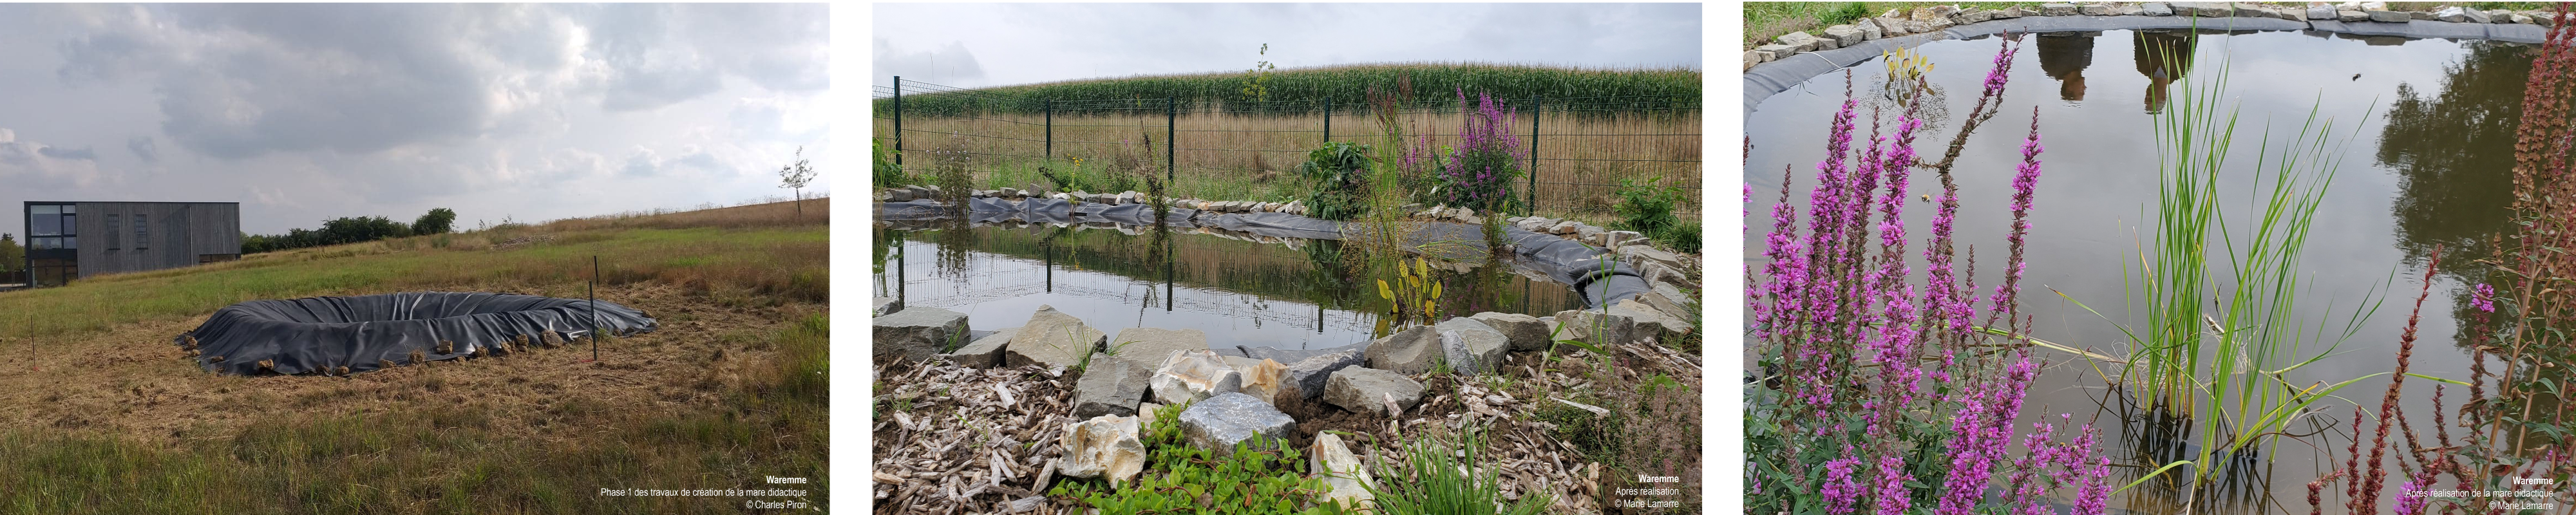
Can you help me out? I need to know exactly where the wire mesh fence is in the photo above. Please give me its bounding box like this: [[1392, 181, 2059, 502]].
[[871, 77, 1700, 220]]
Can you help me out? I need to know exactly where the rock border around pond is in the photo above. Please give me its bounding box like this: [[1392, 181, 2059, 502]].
[[873, 301, 1700, 514], [1745, 2, 2561, 113]]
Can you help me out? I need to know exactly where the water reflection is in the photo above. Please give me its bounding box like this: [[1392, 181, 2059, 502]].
[[2134, 30, 2197, 113], [2040, 32, 2098, 101], [2379, 42, 2526, 290]]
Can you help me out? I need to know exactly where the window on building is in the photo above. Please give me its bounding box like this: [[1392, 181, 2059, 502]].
[[30, 205, 59, 236], [134, 213, 147, 249], [106, 214, 120, 250]]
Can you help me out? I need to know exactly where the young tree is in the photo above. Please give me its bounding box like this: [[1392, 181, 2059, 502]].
[[779, 145, 817, 217], [0, 233, 21, 274], [413, 208, 457, 235]]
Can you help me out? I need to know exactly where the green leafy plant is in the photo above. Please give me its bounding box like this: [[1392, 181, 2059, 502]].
[[1052, 402, 1350, 514], [1610, 176, 1698, 252], [873, 139, 909, 189], [1364, 426, 1551, 515], [1299, 142, 1375, 221], [1242, 43, 1278, 102]]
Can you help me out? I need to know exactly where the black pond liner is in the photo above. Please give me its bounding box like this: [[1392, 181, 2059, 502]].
[[176, 292, 658, 376], [875, 198, 1652, 308]]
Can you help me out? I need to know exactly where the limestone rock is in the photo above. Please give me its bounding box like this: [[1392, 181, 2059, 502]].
[[1325, 367, 1425, 417], [1468, 312, 1551, 351], [1776, 31, 1823, 53], [2080, 3, 2112, 16], [1072, 351, 1154, 419], [1613, 298, 1694, 337], [1149, 349, 1244, 404], [1434, 317, 1510, 375], [1823, 24, 1864, 47], [2409, 10, 2432, 21], [872, 306, 968, 366], [1909, 5, 1956, 21], [942, 326, 1018, 368], [1059, 415, 1146, 486], [1177, 392, 1296, 456], [2306, 4, 2336, 19], [1237, 358, 1291, 404], [1856, 17, 1884, 39], [1005, 305, 1106, 369], [1555, 308, 1636, 346], [2338, 9, 2367, 22], [1754, 44, 1796, 62], [1110, 327, 1212, 366], [1258, 344, 1364, 400], [1875, 17, 1913, 36], [873, 297, 904, 316], [2366, 9, 2409, 23], [1312, 433, 1375, 509], [2143, 3, 2174, 16], [1363, 325, 1442, 375]]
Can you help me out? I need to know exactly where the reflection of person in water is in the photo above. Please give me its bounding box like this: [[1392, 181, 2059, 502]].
[[2134, 30, 2197, 113], [2038, 32, 2096, 101]]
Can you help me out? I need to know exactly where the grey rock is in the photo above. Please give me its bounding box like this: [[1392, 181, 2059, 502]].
[[2367, 10, 2409, 23], [1434, 317, 1510, 375], [2535, 12, 2557, 28], [1071, 351, 1153, 418], [1953, 8, 1995, 24], [2306, 4, 2336, 19], [2079, 3, 2112, 16], [2465, 7, 2494, 23], [2232, 3, 2269, 17], [2040, 3, 2074, 16], [1909, 5, 1957, 21], [1178, 392, 1296, 456], [1549, 220, 1582, 235], [2513, 14, 2534, 24], [2410, 10, 2433, 21], [1150, 349, 1243, 404], [873, 306, 968, 366], [1554, 308, 1636, 346], [2270, 6, 2303, 20], [2489, 10, 2513, 23], [942, 326, 1019, 368], [1602, 230, 1647, 249], [1239, 343, 1352, 363], [2338, 9, 2367, 22], [1776, 31, 1823, 53], [1469, 312, 1551, 351], [1823, 24, 1864, 47], [1312, 433, 1376, 508], [1613, 298, 1693, 338], [884, 189, 914, 202], [1276, 346, 1365, 400], [1856, 17, 1884, 39], [1325, 367, 1425, 417], [2143, 3, 2172, 16], [1636, 291, 1694, 329], [1874, 16, 1913, 36], [2436, 6, 2467, 22], [873, 297, 904, 316], [1575, 225, 1606, 245], [1363, 325, 1441, 375], [2116, 5, 2144, 15], [1110, 327, 1212, 366], [1993, 6, 2026, 19], [1005, 305, 1106, 369]]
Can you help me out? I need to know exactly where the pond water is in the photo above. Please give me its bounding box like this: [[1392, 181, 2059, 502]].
[[873, 221, 1583, 352], [1748, 28, 2534, 514]]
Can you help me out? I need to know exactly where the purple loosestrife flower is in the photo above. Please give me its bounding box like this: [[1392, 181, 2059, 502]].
[[2391, 469, 2437, 514], [1821, 453, 1866, 515], [2067, 426, 2112, 515], [2472, 283, 2497, 313], [1935, 352, 2041, 515], [1872, 454, 1914, 515], [1993, 108, 2045, 326], [2005, 420, 2059, 515]]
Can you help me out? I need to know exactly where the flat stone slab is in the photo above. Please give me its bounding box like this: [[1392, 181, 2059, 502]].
[[1363, 325, 1441, 375], [1468, 312, 1549, 352], [872, 306, 967, 366], [1005, 305, 1105, 369], [940, 326, 1018, 368], [1276, 346, 1365, 400], [1554, 308, 1636, 346], [1325, 367, 1425, 417], [1178, 392, 1296, 456], [873, 297, 903, 316], [1071, 351, 1154, 419], [1111, 327, 1211, 366]]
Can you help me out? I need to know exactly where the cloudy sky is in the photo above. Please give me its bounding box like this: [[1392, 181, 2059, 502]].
[[0, 3, 828, 236], [870, 3, 1701, 90]]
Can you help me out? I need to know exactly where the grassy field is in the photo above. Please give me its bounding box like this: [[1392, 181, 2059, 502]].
[[876, 108, 1701, 222], [0, 199, 828, 514]]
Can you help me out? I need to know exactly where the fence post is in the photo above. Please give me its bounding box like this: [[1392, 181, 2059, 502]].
[[1166, 97, 1177, 186], [1528, 95, 1540, 216], [1322, 98, 1331, 144], [893, 76, 904, 169], [1045, 99, 1054, 162]]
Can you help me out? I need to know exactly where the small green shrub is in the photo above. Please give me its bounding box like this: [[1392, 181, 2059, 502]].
[[873, 139, 909, 189], [1298, 142, 1374, 220], [1821, 2, 1871, 26], [1611, 177, 1699, 253]]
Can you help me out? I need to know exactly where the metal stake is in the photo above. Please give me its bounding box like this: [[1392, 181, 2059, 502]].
[[1529, 95, 1540, 216], [893, 76, 904, 168], [1166, 97, 1176, 185], [591, 255, 600, 362]]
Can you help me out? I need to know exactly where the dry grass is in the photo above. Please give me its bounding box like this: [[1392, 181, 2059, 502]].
[[0, 199, 829, 513]]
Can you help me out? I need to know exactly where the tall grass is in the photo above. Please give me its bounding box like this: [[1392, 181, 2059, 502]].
[[2086, 37, 2387, 492], [875, 62, 1699, 117]]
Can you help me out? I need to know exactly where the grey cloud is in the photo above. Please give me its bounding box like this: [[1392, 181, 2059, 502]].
[[589, 3, 828, 111], [127, 136, 157, 162], [37, 145, 95, 160], [873, 38, 986, 86]]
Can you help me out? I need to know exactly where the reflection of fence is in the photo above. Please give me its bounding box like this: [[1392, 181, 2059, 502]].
[[872, 77, 1701, 219]]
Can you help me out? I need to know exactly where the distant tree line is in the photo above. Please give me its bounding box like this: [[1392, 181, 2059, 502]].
[[242, 208, 456, 254]]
